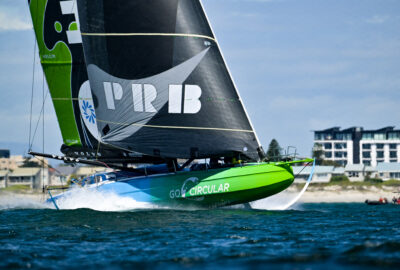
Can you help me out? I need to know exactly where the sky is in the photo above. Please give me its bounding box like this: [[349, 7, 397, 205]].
[[0, 0, 399, 158]]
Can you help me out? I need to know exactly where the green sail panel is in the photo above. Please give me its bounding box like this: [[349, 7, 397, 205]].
[[28, 0, 164, 163], [28, 0, 82, 147]]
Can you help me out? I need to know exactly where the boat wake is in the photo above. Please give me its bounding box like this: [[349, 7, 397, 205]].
[[0, 189, 161, 212], [51, 188, 163, 211], [0, 193, 50, 210]]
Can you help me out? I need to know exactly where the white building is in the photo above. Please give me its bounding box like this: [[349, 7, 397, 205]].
[[376, 163, 400, 181], [293, 166, 345, 183], [7, 168, 49, 189], [314, 126, 400, 166], [0, 170, 8, 188]]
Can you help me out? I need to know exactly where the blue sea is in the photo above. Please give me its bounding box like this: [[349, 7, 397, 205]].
[[1, 203, 399, 269]]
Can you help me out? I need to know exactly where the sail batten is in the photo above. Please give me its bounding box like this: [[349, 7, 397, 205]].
[[96, 119, 255, 133], [81, 32, 216, 41]]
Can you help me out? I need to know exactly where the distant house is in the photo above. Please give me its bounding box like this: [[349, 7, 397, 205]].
[[376, 163, 400, 180], [50, 166, 76, 186], [7, 168, 49, 189], [345, 164, 365, 182], [75, 166, 107, 180], [0, 170, 8, 188], [293, 166, 344, 183]]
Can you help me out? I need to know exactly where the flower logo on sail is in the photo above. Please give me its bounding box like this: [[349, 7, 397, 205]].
[[82, 100, 96, 124]]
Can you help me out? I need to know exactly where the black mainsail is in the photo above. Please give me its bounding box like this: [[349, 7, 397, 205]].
[[76, 0, 264, 161]]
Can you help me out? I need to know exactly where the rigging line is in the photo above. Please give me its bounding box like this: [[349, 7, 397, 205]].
[[81, 32, 216, 42], [28, 38, 37, 152], [32, 156, 66, 188], [293, 161, 312, 181], [96, 119, 254, 133], [42, 64, 45, 191], [28, 0, 41, 152], [30, 90, 50, 150]]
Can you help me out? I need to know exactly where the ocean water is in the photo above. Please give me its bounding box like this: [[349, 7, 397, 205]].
[[0, 200, 399, 269]]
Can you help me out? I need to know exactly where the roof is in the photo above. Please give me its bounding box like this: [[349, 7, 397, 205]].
[[293, 165, 335, 175], [53, 165, 76, 176], [75, 166, 106, 176], [314, 127, 341, 133], [333, 167, 345, 174], [376, 162, 400, 172], [345, 164, 364, 171], [8, 167, 40, 177], [365, 166, 377, 172]]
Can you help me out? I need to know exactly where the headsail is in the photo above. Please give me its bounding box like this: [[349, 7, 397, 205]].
[[28, 0, 156, 162], [77, 0, 264, 161]]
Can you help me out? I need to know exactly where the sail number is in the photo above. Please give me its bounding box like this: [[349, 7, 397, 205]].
[[103, 82, 202, 114]]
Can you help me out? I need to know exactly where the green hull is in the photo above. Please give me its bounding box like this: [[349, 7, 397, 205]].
[[53, 161, 307, 209], [141, 162, 295, 208]]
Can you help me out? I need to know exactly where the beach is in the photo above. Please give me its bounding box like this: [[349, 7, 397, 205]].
[[1, 183, 399, 207]]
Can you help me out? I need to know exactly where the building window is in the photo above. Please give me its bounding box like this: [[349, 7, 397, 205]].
[[377, 151, 384, 158], [324, 143, 332, 149], [377, 159, 384, 164], [363, 144, 371, 150], [390, 151, 397, 158], [388, 132, 400, 140], [390, 159, 397, 163], [362, 133, 373, 140], [315, 134, 322, 140], [325, 152, 332, 158], [343, 133, 352, 140], [349, 172, 359, 177], [389, 144, 397, 149], [335, 133, 343, 140], [374, 133, 386, 140], [335, 152, 343, 158], [325, 134, 333, 140], [336, 160, 347, 166], [362, 151, 371, 158], [389, 172, 400, 179], [363, 160, 371, 165], [335, 143, 347, 149], [376, 144, 384, 149]]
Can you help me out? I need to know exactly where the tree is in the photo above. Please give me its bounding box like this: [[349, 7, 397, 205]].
[[20, 157, 41, 168], [266, 139, 282, 161]]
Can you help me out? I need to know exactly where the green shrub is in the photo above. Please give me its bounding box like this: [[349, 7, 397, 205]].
[[330, 175, 350, 182], [364, 177, 383, 183], [382, 179, 400, 186]]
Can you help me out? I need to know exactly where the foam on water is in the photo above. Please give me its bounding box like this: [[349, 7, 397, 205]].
[[53, 187, 162, 211], [0, 193, 51, 210]]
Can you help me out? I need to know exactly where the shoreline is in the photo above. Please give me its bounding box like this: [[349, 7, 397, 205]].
[[1, 185, 399, 205]]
